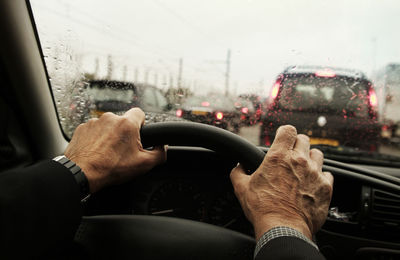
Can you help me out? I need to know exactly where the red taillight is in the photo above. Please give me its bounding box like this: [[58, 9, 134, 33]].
[[201, 101, 210, 107], [176, 109, 183, 117], [369, 89, 378, 107], [315, 69, 336, 78], [241, 107, 249, 114], [271, 83, 280, 99], [216, 112, 224, 120], [264, 135, 271, 146]]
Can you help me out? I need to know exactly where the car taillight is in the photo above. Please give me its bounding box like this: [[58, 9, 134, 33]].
[[369, 88, 378, 107], [216, 112, 224, 120], [271, 82, 280, 99], [176, 109, 183, 117], [241, 107, 249, 114], [315, 69, 336, 77], [264, 135, 271, 146]]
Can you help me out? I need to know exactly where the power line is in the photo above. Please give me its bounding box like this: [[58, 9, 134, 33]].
[[33, 3, 179, 62], [150, 0, 226, 49], [32, 2, 229, 89]]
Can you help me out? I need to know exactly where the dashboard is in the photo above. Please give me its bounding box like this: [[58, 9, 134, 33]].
[[85, 146, 400, 259]]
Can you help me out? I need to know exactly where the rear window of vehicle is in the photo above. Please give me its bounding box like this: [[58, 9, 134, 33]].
[[235, 99, 255, 112], [87, 86, 134, 103], [278, 76, 370, 117]]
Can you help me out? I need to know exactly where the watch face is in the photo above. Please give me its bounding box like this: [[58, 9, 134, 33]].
[[53, 155, 65, 161], [53, 155, 69, 164]]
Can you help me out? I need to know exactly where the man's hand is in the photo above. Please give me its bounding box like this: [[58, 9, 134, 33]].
[[230, 125, 333, 240], [65, 108, 166, 193]]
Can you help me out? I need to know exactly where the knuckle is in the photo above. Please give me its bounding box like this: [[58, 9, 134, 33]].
[[320, 182, 333, 196], [101, 112, 116, 119], [266, 151, 283, 164], [291, 154, 308, 166], [117, 117, 136, 132], [87, 118, 98, 124], [75, 123, 85, 131], [324, 171, 334, 184]]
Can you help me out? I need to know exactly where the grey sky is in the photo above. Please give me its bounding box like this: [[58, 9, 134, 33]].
[[31, 0, 400, 96]]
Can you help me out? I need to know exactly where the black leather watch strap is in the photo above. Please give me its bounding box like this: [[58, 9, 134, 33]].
[[53, 155, 91, 202]]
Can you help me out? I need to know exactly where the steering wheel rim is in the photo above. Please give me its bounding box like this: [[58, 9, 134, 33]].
[[74, 122, 261, 260], [141, 121, 265, 173]]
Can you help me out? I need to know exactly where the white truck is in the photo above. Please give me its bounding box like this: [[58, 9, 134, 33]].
[[374, 63, 400, 144]]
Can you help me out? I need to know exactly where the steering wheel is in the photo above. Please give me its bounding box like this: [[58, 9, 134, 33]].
[[74, 122, 265, 260]]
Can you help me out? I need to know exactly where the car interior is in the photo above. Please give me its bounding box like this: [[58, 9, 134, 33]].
[[1, 1, 400, 259]]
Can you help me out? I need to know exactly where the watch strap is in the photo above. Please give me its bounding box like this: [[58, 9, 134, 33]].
[[53, 155, 91, 202]]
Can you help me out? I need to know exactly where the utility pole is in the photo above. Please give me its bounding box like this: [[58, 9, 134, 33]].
[[106, 55, 113, 80], [178, 58, 183, 89], [169, 74, 174, 88], [134, 68, 139, 83], [144, 68, 149, 84], [162, 74, 167, 89], [225, 49, 231, 96], [154, 73, 158, 86], [94, 58, 99, 78], [123, 65, 127, 81], [371, 37, 377, 76]]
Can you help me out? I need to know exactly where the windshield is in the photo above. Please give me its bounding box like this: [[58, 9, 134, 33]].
[[30, 0, 400, 163]]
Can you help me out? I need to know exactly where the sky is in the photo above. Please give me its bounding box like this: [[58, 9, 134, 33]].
[[30, 0, 400, 97]]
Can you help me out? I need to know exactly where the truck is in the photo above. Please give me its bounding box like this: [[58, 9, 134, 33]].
[[374, 63, 400, 145]]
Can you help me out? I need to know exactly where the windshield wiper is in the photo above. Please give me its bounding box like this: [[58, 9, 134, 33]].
[[310, 144, 400, 167]]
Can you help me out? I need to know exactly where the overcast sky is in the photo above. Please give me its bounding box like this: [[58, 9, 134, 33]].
[[31, 0, 400, 96]]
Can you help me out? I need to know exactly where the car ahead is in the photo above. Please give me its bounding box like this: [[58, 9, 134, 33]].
[[237, 94, 263, 123], [176, 95, 241, 132], [260, 66, 381, 151], [88, 80, 171, 117], [234, 96, 258, 126], [375, 63, 400, 145]]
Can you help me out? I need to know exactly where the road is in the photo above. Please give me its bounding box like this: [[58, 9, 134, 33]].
[[238, 124, 400, 158]]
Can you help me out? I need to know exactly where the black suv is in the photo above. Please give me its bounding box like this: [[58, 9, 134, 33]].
[[260, 66, 380, 151]]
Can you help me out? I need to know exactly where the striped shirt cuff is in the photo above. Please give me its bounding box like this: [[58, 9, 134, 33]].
[[254, 226, 319, 258]]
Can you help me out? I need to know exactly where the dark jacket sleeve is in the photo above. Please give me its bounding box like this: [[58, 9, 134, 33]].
[[255, 236, 326, 260], [0, 160, 83, 258]]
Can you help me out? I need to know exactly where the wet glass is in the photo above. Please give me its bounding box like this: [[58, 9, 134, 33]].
[[30, 0, 400, 161], [278, 77, 370, 118]]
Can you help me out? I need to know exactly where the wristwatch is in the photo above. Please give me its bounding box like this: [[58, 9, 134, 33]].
[[53, 155, 91, 202]]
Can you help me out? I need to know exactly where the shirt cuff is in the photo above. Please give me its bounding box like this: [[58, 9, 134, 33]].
[[254, 226, 319, 258]]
